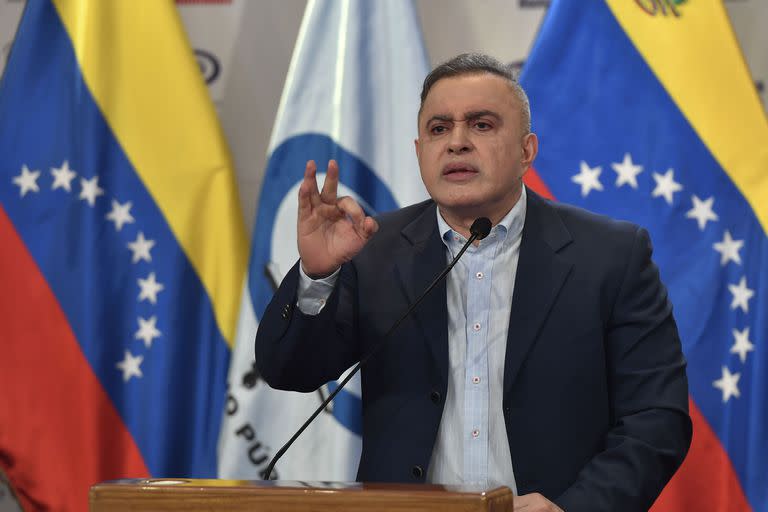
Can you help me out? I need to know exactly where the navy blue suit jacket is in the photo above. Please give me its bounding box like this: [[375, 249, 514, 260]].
[[255, 189, 691, 512]]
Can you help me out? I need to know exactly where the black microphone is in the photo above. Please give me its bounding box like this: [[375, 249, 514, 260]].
[[263, 216, 493, 480], [470, 217, 492, 240]]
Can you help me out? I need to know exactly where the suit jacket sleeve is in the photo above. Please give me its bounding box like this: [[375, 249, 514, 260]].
[[554, 227, 692, 512], [255, 260, 360, 392]]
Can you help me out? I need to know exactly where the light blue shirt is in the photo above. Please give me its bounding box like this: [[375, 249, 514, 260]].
[[296, 186, 527, 493], [427, 185, 525, 493]]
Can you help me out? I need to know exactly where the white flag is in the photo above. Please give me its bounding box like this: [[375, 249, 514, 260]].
[[218, 0, 429, 481]]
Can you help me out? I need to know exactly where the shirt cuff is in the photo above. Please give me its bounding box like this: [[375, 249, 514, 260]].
[[296, 263, 340, 315]]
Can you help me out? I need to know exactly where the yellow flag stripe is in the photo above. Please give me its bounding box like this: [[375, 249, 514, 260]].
[[52, 0, 247, 346], [606, 0, 768, 234]]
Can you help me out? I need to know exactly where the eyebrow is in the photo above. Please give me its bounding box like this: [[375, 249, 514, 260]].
[[425, 110, 502, 126]]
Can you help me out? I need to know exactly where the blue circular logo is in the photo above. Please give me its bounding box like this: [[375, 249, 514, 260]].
[[250, 133, 399, 435]]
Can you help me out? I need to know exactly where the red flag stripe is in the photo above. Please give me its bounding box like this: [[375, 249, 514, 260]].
[[651, 397, 750, 512], [0, 206, 149, 511], [524, 167, 555, 200]]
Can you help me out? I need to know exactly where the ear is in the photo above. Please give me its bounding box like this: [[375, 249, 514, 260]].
[[414, 137, 420, 160], [521, 133, 538, 168]]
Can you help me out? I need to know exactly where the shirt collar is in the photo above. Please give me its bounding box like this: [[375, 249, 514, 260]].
[[436, 184, 527, 244]]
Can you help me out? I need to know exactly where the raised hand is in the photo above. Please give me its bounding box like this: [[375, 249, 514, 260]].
[[297, 159, 379, 278]]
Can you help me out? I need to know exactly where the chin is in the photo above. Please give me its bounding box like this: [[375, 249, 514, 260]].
[[436, 197, 486, 213]]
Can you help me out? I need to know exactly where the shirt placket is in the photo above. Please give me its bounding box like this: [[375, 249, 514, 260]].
[[463, 235, 496, 485]]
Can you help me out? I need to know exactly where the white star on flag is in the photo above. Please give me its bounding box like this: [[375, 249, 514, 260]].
[[651, 169, 683, 205], [713, 366, 741, 403], [713, 230, 743, 266], [730, 327, 754, 364], [135, 316, 161, 348], [685, 195, 719, 230], [138, 272, 164, 304], [572, 161, 603, 197], [116, 350, 144, 382], [51, 160, 77, 192], [79, 176, 105, 206], [611, 153, 643, 189], [128, 232, 156, 263], [728, 276, 755, 313], [106, 200, 135, 231], [12, 165, 41, 197]]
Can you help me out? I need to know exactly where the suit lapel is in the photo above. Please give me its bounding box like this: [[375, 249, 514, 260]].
[[394, 203, 449, 384], [504, 190, 574, 395]]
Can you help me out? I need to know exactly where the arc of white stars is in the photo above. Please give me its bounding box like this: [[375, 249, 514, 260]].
[[79, 176, 105, 206], [730, 327, 754, 364], [685, 195, 719, 231], [651, 169, 682, 205], [138, 272, 164, 304], [135, 316, 162, 348], [713, 366, 741, 403], [713, 230, 743, 266], [12, 165, 41, 197], [611, 153, 643, 189], [728, 276, 754, 313], [128, 232, 156, 263], [106, 200, 135, 231], [116, 350, 143, 382], [51, 160, 77, 192], [572, 161, 603, 197]]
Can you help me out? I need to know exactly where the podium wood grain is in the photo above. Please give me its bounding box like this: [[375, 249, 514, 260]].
[[89, 479, 515, 511]]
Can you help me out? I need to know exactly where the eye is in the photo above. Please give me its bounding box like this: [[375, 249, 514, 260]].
[[473, 120, 492, 131], [430, 125, 448, 135]]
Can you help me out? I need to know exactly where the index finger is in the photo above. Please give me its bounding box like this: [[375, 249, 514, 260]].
[[300, 160, 322, 208]]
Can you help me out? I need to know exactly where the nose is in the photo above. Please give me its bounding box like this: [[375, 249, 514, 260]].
[[447, 123, 472, 155]]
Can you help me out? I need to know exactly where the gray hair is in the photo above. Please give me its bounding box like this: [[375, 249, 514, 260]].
[[419, 53, 531, 133]]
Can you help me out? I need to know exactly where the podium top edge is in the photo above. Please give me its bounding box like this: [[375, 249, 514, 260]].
[[91, 479, 513, 497]]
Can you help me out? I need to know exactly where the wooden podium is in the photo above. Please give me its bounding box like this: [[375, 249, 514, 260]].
[[90, 479, 515, 511]]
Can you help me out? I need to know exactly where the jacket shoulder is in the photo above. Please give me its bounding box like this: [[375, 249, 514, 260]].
[[375, 199, 434, 230], [549, 199, 638, 235], [538, 195, 644, 254]]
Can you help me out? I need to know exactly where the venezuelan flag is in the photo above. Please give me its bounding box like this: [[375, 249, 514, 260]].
[[521, 0, 767, 510], [0, 1, 247, 510]]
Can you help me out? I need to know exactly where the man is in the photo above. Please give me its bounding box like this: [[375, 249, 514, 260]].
[[255, 53, 691, 511]]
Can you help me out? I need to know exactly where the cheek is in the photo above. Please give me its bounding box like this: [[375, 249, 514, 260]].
[[419, 148, 442, 177], [491, 144, 522, 176], [416, 163, 438, 192], [483, 142, 512, 171]]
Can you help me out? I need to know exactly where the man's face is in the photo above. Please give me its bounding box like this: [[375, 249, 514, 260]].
[[415, 73, 537, 221]]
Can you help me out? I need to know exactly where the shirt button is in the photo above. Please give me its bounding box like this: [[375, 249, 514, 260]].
[[475, 271, 484, 279], [471, 429, 480, 438], [319, 299, 326, 306], [472, 376, 480, 384], [473, 322, 481, 331]]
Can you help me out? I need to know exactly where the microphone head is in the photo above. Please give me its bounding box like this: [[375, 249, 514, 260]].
[[470, 217, 492, 240]]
